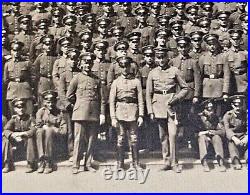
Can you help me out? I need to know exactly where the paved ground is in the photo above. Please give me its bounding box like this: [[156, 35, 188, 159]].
[[2, 165, 248, 193]]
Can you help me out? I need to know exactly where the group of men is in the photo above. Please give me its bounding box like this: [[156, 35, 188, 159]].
[[2, 2, 248, 174]]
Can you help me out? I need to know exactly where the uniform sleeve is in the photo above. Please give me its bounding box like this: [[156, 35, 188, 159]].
[[66, 75, 78, 102], [222, 58, 231, 94], [107, 63, 115, 88], [174, 69, 189, 101], [193, 60, 202, 97], [99, 81, 106, 116], [146, 71, 153, 115], [26, 117, 37, 138], [213, 122, 226, 136], [109, 79, 117, 119], [59, 113, 67, 135], [35, 109, 44, 128], [223, 112, 236, 140], [3, 119, 15, 139], [52, 60, 60, 89], [58, 73, 71, 110], [136, 79, 144, 117], [29, 40, 37, 63]]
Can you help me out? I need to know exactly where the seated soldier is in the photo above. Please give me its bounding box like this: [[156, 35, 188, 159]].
[[223, 95, 248, 170], [2, 98, 37, 173], [36, 90, 67, 174], [194, 99, 227, 172]]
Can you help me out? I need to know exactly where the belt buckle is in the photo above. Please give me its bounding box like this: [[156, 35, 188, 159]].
[[15, 78, 20, 82], [209, 74, 215, 79], [162, 90, 167, 95]]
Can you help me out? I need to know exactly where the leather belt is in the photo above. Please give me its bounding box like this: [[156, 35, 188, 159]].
[[204, 75, 223, 79], [40, 74, 52, 78], [117, 97, 137, 103], [154, 88, 175, 95], [10, 78, 26, 82]]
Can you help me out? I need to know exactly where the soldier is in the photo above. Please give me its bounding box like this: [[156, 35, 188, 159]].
[[15, 15, 35, 57], [147, 3, 162, 27], [30, 2, 51, 27], [127, 32, 144, 66], [194, 99, 227, 172], [29, 19, 50, 63], [4, 41, 36, 117], [59, 48, 81, 160], [169, 3, 187, 23], [189, 31, 206, 60], [133, 6, 154, 47], [116, 2, 137, 36], [76, 13, 96, 33], [78, 30, 93, 55], [146, 48, 189, 173], [109, 56, 144, 169], [240, 13, 248, 50], [98, 2, 118, 27], [223, 95, 248, 170], [154, 28, 168, 49], [197, 17, 212, 35], [49, 7, 66, 41], [167, 20, 184, 59], [33, 35, 58, 108], [36, 90, 67, 174], [199, 34, 231, 116], [229, 3, 247, 28], [2, 98, 37, 173], [93, 18, 111, 44], [75, 4, 92, 33], [198, 3, 215, 19], [226, 29, 248, 95], [67, 52, 105, 174], [52, 36, 73, 89], [169, 36, 202, 149], [156, 15, 169, 30], [183, 5, 200, 34]]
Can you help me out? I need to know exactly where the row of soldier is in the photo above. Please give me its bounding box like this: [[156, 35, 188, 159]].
[[2, 2, 248, 174]]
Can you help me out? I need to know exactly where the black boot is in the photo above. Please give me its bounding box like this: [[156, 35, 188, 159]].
[[117, 146, 125, 170]]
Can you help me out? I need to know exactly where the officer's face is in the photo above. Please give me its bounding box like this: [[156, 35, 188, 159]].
[[138, 15, 147, 23], [156, 37, 167, 47], [129, 41, 139, 50], [144, 54, 154, 65], [43, 43, 53, 52], [98, 26, 107, 35], [155, 54, 168, 68], [218, 17, 228, 27], [187, 12, 198, 22], [11, 49, 21, 58], [44, 100, 54, 111], [230, 38, 241, 47], [121, 5, 132, 13], [242, 19, 248, 31], [191, 39, 202, 49], [53, 15, 62, 24], [65, 23, 76, 32], [94, 48, 106, 59], [200, 25, 210, 34], [80, 59, 94, 73], [81, 41, 91, 50], [175, 7, 184, 15], [207, 43, 218, 53], [14, 105, 26, 116], [61, 45, 69, 54], [121, 64, 131, 76], [103, 5, 114, 13], [116, 49, 127, 58], [232, 102, 243, 114], [238, 3, 246, 11], [20, 22, 31, 31], [177, 44, 189, 55], [171, 28, 182, 36]]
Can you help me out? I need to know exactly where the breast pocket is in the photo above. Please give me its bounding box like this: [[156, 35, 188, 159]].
[[185, 67, 193, 82], [216, 63, 223, 75]]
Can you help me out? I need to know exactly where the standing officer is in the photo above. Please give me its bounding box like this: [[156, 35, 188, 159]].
[[109, 56, 144, 169], [59, 48, 81, 160], [36, 90, 67, 174], [146, 48, 189, 173], [78, 30, 93, 55], [76, 13, 96, 33], [4, 41, 36, 116], [33, 35, 57, 108], [199, 34, 231, 116], [67, 52, 105, 174], [170, 36, 202, 149], [30, 3, 51, 27], [189, 31, 205, 60], [2, 98, 37, 173], [226, 29, 248, 95], [194, 99, 227, 172], [223, 95, 247, 170], [183, 5, 200, 34], [93, 18, 111, 44], [154, 28, 168, 49]]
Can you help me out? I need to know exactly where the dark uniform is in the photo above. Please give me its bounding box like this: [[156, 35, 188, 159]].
[[146, 48, 189, 173], [194, 99, 227, 172], [36, 90, 67, 174], [223, 95, 248, 170], [2, 98, 37, 173], [4, 41, 36, 116], [67, 52, 105, 174], [109, 56, 144, 169]]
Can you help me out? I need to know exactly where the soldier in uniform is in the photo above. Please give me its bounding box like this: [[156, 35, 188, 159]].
[[223, 95, 248, 170], [146, 48, 189, 173], [229, 3, 247, 28], [78, 30, 93, 55], [67, 53, 105, 174], [15, 15, 35, 58], [226, 29, 248, 95], [53, 36, 73, 89], [30, 2, 51, 27], [199, 34, 231, 116], [189, 31, 206, 60], [183, 5, 200, 34], [59, 48, 81, 160], [76, 13, 96, 33], [93, 18, 111, 44], [194, 99, 227, 172], [147, 3, 162, 28], [109, 56, 144, 169], [4, 41, 36, 117], [2, 98, 37, 173], [240, 13, 248, 50], [127, 32, 144, 66], [154, 28, 168, 49], [33, 35, 58, 108], [36, 90, 67, 174], [169, 36, 202, 149], [197, 17, 212, 35], [169, 3, 188, 23]]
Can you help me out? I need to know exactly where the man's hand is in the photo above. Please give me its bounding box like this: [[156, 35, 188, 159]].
[[149, 113, 155, 121], [240, 136, 248, 147], [168, 98, 177, 106], [232, 136, 241, 146], [137, 117, 143, 127], [111, 119, 118, 128], [208, 130, 216, 135], [192, 97, 199, 104], [100, 114, 105, 125], [14, 136, 23, 142], [43, 124, 49, 130], [198, 131, 209, 136], [223, 94, 228, 101]]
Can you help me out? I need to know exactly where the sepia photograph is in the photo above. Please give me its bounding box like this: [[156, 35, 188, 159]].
[[1, 2, 248, 193]]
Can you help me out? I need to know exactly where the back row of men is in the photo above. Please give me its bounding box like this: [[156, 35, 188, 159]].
[[2, 2, 248, 174]]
